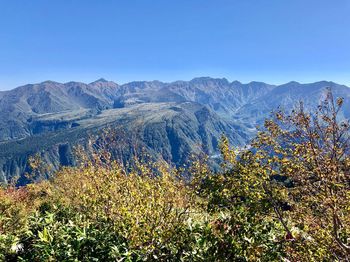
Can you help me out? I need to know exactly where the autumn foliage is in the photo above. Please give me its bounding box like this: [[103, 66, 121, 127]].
[[0, 90, 349, 261]]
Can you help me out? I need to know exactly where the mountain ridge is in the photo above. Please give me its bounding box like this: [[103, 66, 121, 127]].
[[5, 77, 350, 92], [1, 77, 349, 184]]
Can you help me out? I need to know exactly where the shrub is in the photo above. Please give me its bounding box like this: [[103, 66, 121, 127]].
[[0, 90, 348, 261]]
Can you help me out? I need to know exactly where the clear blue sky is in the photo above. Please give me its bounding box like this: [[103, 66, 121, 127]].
[[0, 0, 349, 90]]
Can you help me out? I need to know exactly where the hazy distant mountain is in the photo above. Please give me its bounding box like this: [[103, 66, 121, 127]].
[[235, 81, 350, 124], [0, 77, 349, 184]]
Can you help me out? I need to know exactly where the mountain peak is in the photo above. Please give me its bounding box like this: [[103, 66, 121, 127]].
[[89, 78, 119, 88], [231, 80, 242, 86], [285, 81, 300, 85], [91, 78, 109, 84], [190, 77, 230, 85], [41, 80, 61, 85]]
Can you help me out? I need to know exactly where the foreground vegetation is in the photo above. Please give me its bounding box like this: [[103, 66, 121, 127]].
[[0, 91, 349, 261]]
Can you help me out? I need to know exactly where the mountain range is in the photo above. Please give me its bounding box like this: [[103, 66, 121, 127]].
[[1, 77, 350, 184]]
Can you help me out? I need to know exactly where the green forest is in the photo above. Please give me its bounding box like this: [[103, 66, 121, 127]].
[[0, 92, 349, 261]]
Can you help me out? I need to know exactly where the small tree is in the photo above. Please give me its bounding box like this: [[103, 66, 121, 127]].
[[194, 89, 350, 260], [251, 89, 350, 259]]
